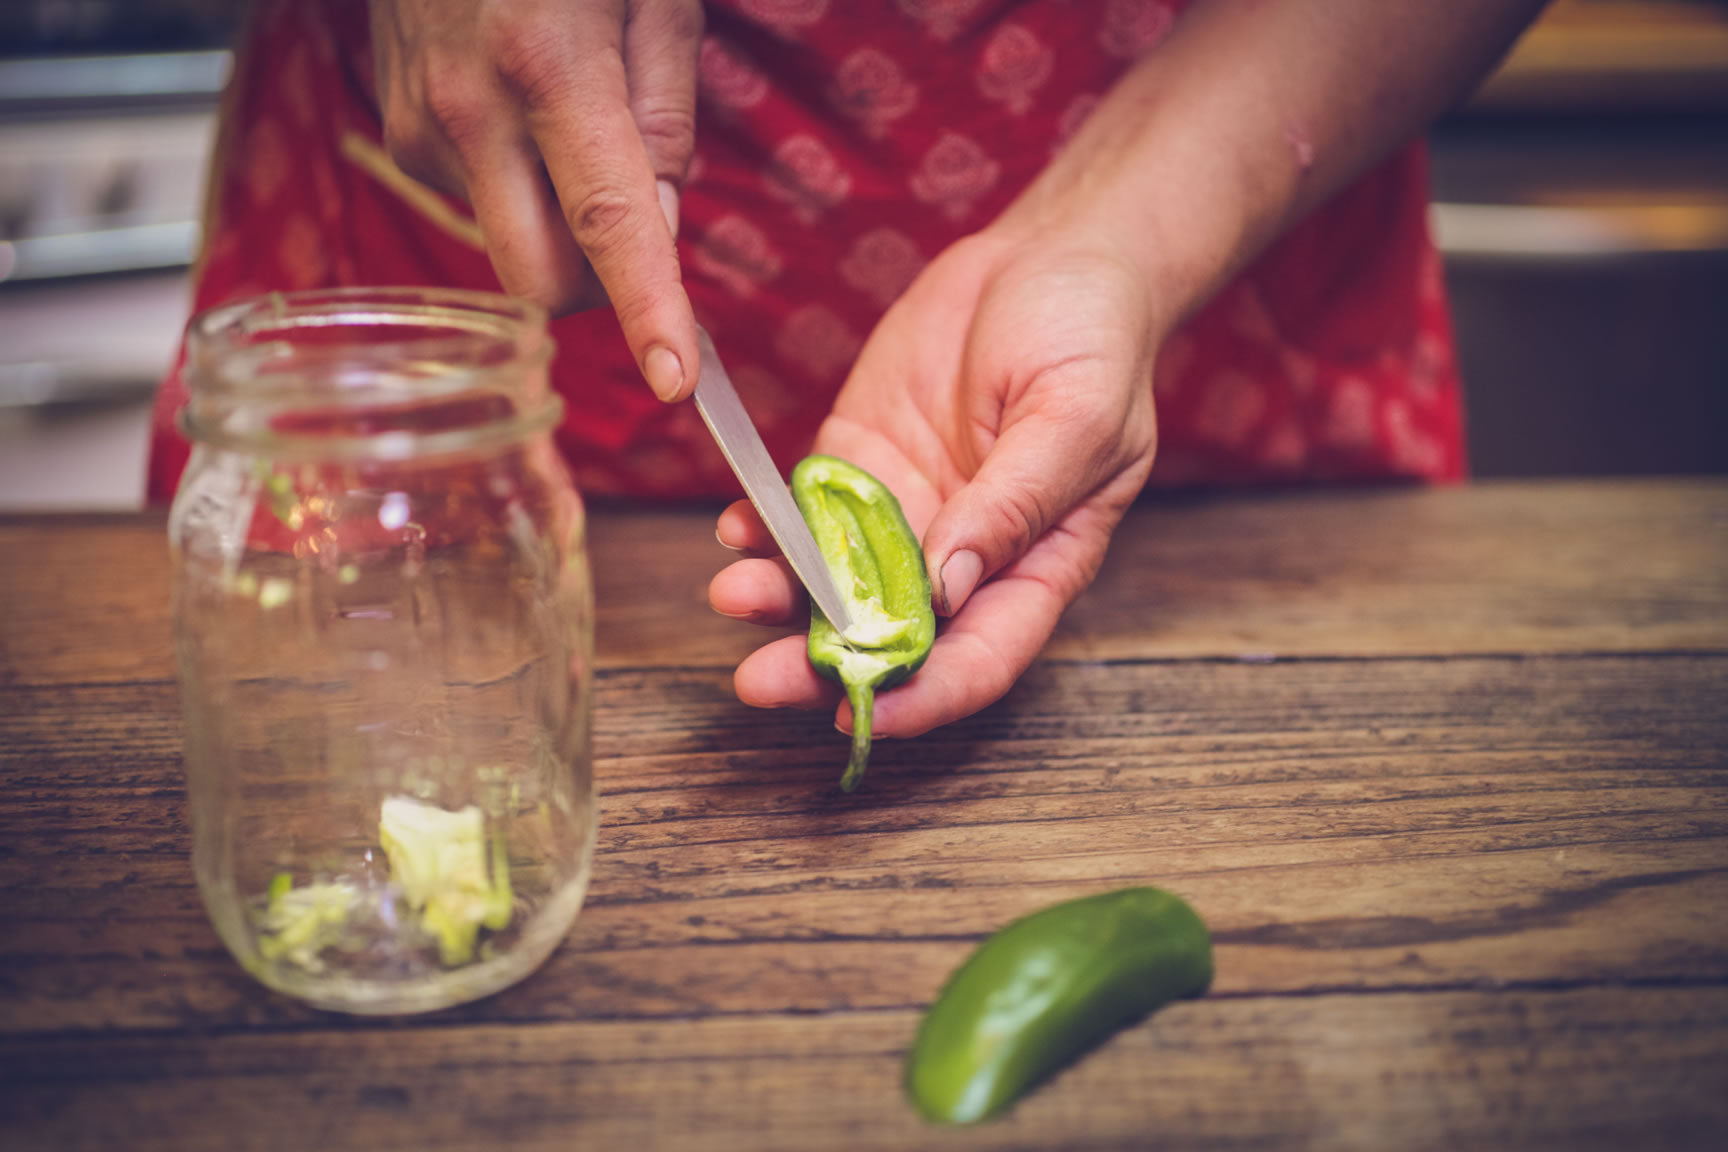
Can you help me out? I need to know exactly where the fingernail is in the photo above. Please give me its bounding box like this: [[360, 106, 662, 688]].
[[644, 344, 684, 402], [937, 549, 982, 616], [656, 179, 680, 240]]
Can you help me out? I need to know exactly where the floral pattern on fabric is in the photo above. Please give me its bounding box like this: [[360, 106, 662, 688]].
[[148, 0, 1465, 505]]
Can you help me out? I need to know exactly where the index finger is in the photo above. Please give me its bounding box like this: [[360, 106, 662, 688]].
[[511, 16, 699, 401]]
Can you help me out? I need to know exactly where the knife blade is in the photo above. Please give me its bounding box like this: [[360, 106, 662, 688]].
[[692, 327, 854, 635]]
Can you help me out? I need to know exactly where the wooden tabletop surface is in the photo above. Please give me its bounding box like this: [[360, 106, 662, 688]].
[[2, 478, 1725, 1150]]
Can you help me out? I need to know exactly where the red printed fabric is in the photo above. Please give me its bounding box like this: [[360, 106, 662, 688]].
[[147, 0, 1466, 504]]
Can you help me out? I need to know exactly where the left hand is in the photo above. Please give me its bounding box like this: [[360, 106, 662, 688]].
[[708, 221, 1163, 738]]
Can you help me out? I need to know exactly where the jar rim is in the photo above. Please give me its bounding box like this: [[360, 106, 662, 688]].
[[188, 286, 550, 374], [182, 287, 560, 460]]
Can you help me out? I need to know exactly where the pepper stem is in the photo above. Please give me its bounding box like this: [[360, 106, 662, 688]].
[[841, 680, 875, 793]]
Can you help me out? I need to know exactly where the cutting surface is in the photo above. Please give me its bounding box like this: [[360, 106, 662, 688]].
[[2, 479, 1724, 1150]]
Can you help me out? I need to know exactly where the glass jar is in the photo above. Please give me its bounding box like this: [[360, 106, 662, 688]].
[[169, 288, 594, 1014]]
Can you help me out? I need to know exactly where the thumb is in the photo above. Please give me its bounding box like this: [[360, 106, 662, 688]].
[[920, 405, 1121, 617], [622, 2, 702, 402]]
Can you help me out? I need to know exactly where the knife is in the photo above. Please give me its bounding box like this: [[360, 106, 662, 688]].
[[692, 327, 854, 635]]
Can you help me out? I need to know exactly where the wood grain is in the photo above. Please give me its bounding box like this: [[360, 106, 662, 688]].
[[1, 481, 1725, 1150], [2, 656, 1723, 1031], [4, 989, 1724, 1151], [3, 480, 1724, 687], [1062, 478, 1728, 660]]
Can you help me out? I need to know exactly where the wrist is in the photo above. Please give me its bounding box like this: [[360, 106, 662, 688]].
[[996, 36, 1300, 337], [995, 0, 1545, 335]]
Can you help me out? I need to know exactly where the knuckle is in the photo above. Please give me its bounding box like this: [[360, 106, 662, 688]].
[[634, 99, 697, 175], [984, 480, 1049, 559], [1038, 371, 1114, 436], [488, 19, 578, 107], [1033, 378, 1140, 482], [664, 0, 707, 46], [563, 185, 640, 256], [1070, 402, 1130, 459], [419, 71, 488, 148], [631, 0, 706, 57]]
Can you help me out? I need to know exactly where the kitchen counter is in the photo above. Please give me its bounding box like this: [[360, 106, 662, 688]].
[[1, 479, 1725, 1149]]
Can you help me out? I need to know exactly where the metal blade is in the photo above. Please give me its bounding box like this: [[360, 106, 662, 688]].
[[692, 327, 854, 634]]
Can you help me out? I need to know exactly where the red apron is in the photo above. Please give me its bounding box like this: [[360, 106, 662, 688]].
[[149, 0, 1465, 503]]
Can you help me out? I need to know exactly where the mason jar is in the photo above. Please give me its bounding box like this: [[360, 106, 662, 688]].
[[169, 287, 594, 1014]]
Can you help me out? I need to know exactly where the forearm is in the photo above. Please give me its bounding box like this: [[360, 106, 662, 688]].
[[1002, 0, 1548, 333]]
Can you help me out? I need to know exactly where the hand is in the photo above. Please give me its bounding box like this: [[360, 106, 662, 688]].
[[709, 224, 1163, 739], [369, 0, 703, 399]]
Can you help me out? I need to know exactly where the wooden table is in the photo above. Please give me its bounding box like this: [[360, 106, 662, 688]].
[[2, 479, 1725, 1150]]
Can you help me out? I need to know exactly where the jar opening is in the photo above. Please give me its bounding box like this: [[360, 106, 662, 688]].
[[183, 288, 559, 460]]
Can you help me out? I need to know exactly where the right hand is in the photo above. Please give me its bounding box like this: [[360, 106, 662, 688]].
[[369, 0, 704, 400]]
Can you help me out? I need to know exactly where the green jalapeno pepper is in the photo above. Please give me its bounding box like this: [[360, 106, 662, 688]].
[[906, 886, 1213, 1125], [791, 454, 936, 793]]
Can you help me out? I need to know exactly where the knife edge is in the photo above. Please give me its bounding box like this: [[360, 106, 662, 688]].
[[692, 328, 854, 635]]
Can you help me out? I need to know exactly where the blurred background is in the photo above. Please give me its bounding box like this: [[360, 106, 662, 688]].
[[0, 0, 1724, 510]]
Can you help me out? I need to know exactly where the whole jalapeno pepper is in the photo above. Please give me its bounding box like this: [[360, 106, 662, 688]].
[[791, 454, 936, 792], [906, 886, 1214, 1125]]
